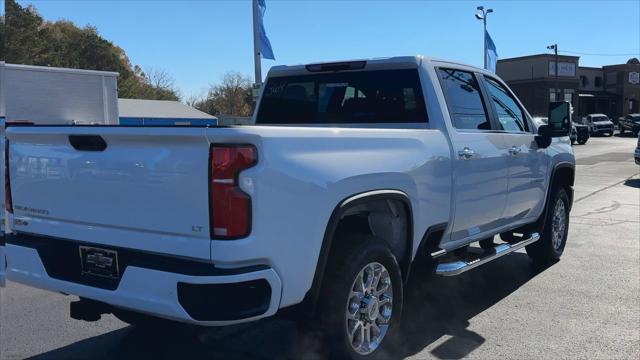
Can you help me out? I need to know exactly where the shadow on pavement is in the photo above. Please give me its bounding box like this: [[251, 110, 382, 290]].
[[28, 253, 545, 360], [614, 132, 639, 138], [623, 178, 640, 188]]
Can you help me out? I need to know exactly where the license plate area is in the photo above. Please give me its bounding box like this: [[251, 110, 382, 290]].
[[79, 246, 120, 279]]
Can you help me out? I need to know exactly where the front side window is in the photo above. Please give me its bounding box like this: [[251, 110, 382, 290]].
[[485, 77, 529, 132], [256, 69, 427, 125], [437, 69, 490, 130]]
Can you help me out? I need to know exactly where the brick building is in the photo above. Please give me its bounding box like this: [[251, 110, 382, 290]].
[[497, 55, 640, 119]]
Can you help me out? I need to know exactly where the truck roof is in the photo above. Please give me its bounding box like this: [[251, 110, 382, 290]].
[[268, 55, 489, 77]]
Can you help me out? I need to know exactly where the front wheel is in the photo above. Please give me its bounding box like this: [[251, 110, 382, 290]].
[[577, 139, 588, 145], [526, 186, 570, 265], [318, 235, 403, 359]]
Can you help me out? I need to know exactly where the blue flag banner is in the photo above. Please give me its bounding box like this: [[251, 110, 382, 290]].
[[257, 0, 275, 60], [486, 30, 498, 72]]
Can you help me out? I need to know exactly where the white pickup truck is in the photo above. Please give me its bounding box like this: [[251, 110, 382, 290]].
[[1, 56, 575, 359]]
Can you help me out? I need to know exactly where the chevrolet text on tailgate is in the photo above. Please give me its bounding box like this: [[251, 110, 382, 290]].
[[1, 56, 575, 359]]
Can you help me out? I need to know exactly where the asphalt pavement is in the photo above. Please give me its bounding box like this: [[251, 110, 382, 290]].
[[1, 134, 639, 360]]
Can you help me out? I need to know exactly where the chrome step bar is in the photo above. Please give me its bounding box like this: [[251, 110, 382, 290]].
[[435, 232, 540, 276]]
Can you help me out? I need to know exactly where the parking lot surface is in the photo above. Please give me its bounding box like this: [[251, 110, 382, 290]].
[[1, 135, 639, 360]]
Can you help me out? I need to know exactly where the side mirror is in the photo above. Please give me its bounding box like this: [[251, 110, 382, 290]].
[[547, 101, 572, 137], [535, 124, 553, 148]]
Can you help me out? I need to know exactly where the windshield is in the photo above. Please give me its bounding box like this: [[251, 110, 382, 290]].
[[593, 116, 609, 122], [255, 69, 427, 125]]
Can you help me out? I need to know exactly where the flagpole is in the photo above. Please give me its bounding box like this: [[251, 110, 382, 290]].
[[483, 16, 487, 69], [252, 0, 262, 85]]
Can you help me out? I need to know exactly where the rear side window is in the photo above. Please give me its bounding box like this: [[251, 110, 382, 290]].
[[484, 77, 529, 132], [437, 69, 490, 130], [256, 69, 427, 125]]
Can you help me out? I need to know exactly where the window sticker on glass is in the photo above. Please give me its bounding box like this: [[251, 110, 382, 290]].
[[266, 81, 287, 96]]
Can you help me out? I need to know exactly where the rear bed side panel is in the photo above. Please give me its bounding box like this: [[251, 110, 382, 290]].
[[206, 126, 452, 307], [6, 126, 212, 261]]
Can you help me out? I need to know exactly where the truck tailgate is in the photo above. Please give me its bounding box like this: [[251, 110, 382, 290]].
[[6, 126, 212, 261]]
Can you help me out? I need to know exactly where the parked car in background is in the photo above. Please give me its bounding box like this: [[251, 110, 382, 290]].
[[619, 113, 640, 136], [572, 121, 590, 145], [583, 114, 614, 136]]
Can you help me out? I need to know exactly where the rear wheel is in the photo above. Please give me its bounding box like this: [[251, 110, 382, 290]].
[[318, 235, 403, 359], [526, 186, 570, 265]]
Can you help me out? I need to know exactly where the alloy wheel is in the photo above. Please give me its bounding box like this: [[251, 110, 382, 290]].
[[345, 262, 393, 355]]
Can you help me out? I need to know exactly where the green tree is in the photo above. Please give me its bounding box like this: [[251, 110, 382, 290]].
[[4, 0, 179, 101]]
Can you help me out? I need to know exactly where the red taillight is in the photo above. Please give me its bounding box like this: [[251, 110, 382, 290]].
[[5, 140, 12, 213], [210, 145, 257, 239]]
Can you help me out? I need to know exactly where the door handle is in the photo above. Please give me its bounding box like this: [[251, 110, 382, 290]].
[[458, 147, 476, 160], [508, 146, 521, 155]]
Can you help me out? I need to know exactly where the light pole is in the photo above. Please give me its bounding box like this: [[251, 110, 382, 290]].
[[547, 44, 558, 101], [475, 6, 493, 70], [252, 0, 262, 86]]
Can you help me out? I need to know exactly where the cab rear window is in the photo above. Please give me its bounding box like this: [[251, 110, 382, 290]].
[[255, 69, 427, 125]]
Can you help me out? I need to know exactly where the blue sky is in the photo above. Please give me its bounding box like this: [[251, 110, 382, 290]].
[[15, 0, 640, 99]]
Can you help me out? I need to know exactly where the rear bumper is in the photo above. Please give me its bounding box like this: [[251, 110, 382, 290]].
[[3, 233, 282, 325]]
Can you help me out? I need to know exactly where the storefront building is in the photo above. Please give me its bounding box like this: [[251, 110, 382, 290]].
[[497, 55, 640, 120]]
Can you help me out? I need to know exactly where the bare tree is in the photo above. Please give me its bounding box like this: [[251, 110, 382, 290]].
[[189, 72, 252, 117], [145, 68, 175, 90], [135, 67, 180, 101]]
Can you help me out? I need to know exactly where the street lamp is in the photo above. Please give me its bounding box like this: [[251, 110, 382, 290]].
[[475, 6, 493, 70], [547, 44, 559, 101]]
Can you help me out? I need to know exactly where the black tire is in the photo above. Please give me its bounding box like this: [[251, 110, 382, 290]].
[[526, 186, 570, 265], [577, 139, 588, 145], [318, 235, 403, 360]]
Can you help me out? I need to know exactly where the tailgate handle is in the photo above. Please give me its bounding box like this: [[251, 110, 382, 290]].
[[69, 135, 107, 152]]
